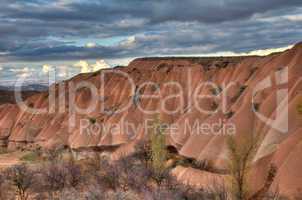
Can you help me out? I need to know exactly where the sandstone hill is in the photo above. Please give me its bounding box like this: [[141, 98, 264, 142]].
[[0, 42, 301, 198]]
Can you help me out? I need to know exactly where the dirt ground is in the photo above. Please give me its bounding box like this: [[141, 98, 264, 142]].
[[0, 151, 27, 169]]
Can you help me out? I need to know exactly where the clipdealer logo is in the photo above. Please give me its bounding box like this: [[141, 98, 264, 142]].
[[252, 67, 289, 134]]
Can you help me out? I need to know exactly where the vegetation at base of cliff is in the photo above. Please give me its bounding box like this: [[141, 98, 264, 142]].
[[20, 151, 42, 162], [0, 147, 229, 200], [0, 139, 298, 200]]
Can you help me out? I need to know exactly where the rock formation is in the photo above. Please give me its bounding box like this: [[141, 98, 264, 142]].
[[0, 42, 301, 198]]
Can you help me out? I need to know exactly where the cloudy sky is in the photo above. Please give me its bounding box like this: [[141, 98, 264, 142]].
[[0, 0, 301, 85]]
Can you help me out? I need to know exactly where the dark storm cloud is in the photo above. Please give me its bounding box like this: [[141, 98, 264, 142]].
[[0, 0, 301, 62], [3, 0, 302, 23], [5, 45, 121, 61]]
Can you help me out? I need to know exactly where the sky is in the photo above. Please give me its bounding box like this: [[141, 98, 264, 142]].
[[0, 0, 301, 85]]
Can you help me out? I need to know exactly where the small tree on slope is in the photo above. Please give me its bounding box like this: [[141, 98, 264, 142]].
[[227, 134, 259, 200], [150, 115, 168, 185]]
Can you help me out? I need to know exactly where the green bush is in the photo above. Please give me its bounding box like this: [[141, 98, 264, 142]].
[[211, 86, 223, 96], [20, 151, 41, 162], [89, 117, 97, 124]]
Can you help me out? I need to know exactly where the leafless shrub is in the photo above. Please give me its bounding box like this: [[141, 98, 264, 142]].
[[91, 159, 120, 191], [140, 174, 189, 199], [58, 188, 82, 200], [126, 164, 151, 192], [6, 164, 35, 200], [206, 179, 229, 200], [43, 148, 64, 163], [114, 156, 143, 191], [181, 188, 208, 200], [0, 173, 6, 200], [84, 185, 106, 200], [148, 181, 214, 200], [147, 165, 170, 187], [114, 156, 134, 187], [149, 186, 183, 200], [106, 190, 139, 200], [63, 160, 83, 188], [39, 162, 69, 199], [84, 186, 140, 200], [0, 172, 13, 200], [133, 140, 151, 167], [85, 153, 103, 175], [34, 193, 48, 200]]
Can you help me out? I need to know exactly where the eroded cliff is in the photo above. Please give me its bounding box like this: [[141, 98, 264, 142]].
[[0, 42, 301, 197]]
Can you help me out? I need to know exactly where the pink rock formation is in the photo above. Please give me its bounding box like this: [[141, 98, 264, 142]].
[[0, 42, 302, 197]]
